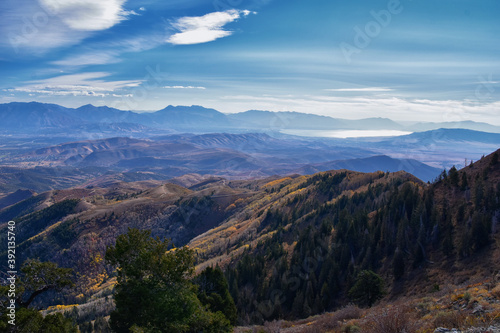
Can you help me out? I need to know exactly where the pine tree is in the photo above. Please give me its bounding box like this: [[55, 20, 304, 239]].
[[471, 213, 490, 252], [442, 223, 454, 256], [474, 181, 484, 207], [449, 166, 459, 186], [194, 266, 237, 325], [490, 152, 498, 166], [291, 291, 304, 318], [393, 248, 405, 280], [348, 270, 386, 307]]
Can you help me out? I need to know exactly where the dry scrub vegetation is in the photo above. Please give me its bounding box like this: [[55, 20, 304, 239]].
[[236, 278, 500, 333]]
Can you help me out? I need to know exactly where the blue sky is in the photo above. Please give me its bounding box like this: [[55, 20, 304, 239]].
[[0, 0, 499, 124]]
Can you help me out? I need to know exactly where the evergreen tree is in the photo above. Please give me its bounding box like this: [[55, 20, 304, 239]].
[[291, 291, 304, 318], [105, 228, 232, 333], [348, 270, 385, 307], [194, 266, 237, 325], [474, 181, 484, 207], [471, 213, 490, 252], [442, 224, 454, 257], [448, 166, 459, 186], [491, 152, 498, 166], [439, 169, 448, 182], [460, 173, 469, 193], [393, 249, 405, 280]]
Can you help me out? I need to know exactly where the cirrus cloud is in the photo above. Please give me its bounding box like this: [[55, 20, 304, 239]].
[[0, 0, 135, 55], [163, 85, 206, 90], [325, 87, 393, 92], [5, 72, 141, 98], [39, 0, 131, 31]]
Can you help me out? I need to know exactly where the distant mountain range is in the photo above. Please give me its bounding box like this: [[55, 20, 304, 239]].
[[406, 120, 500, 133], [0, 102, 499, 191], [0, 102, 231, 134], [1, 102, 500, 135], [226, 110, 403, 131]]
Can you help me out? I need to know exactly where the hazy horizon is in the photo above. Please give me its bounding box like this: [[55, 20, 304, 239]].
[[3, 101, 500, 129]]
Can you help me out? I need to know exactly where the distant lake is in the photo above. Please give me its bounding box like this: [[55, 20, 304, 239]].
[[280, 129, 413, 139]]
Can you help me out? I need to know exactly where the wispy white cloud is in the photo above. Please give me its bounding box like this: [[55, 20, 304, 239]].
[[51, 52, 120, 67], [107, 35, 166, 53], [4, 88, 132, 98], [218, 94, 500, 125], [167, 9, 256, 45], [325, 87, 393, 92], [50, 34, 165, 68], [0, 0, 134, 54], [30, 72, 141, 89], [163, 85, 206, 90], [5, 72, 141, 97], [0, 0, 83, 53], [39, 0, 130, 31]]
